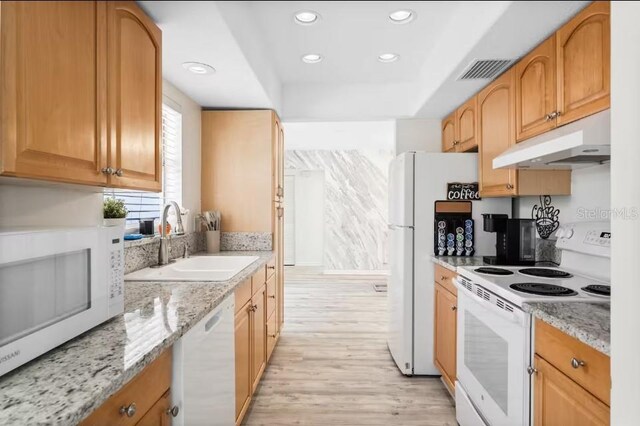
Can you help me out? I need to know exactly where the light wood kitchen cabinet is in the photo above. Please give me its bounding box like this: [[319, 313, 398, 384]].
[[0, 1, 162, 191], [441, 98, 477, 153], [434, 281, 457, 395], [478, 68, 571, 197], [533, 355, 609, 426], [251, 282, 267, 392], [533, 319, 611, 425], [106, 1, 162, 191], [0, 1, 108, 185], [441, 112, 457, 153], [556, 1, 610, 127], [234, 292, 252, 424], [233, 267, 278, 426], [515, 35, 557, 141], [80, 350, 173, 426]]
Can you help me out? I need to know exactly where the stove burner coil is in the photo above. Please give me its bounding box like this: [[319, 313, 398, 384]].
[[519, 268, 573, 279], [509, 283, 578, 296], [475, 267, 514, 276], [581, 285, 611, 296]]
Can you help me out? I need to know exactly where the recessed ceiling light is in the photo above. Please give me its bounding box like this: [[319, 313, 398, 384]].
[[294, 10, 320, 25], [389, 9, 415, 24], [378, 53, 399, 63], [182, 62, 216, 75], [302, 54, 323, 64]]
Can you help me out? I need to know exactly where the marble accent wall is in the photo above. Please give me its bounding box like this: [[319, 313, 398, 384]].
[[286, 150, 393, 270]]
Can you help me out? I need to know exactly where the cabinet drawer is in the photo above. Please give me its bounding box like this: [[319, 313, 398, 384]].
[[535, 319, 610, 405], [80, 349, 172, 426], [266, 274, 277, 318], [434, 264, 457, 296], [266, 257, 276, 280], [234, 279, 252, 314], [251, 267, 266, 296], [266, 311, 277, 361]]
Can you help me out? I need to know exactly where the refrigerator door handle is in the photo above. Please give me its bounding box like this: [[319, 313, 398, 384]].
[[388, 224, 414, 230]]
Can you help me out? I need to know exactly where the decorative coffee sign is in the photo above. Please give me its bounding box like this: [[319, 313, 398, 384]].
[[447, 183, 481, 200]]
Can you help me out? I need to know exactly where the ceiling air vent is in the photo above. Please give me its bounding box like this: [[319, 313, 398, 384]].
[[458, 59, 513, 80]]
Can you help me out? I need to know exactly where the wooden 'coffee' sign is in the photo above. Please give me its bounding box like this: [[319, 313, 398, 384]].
[[447, 182, 481, 200]]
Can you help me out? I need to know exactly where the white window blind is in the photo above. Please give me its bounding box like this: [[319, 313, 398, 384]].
[[104, 102, 183, 229]]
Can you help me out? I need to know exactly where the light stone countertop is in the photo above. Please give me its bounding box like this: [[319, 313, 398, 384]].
[[431, 256, 489, 272], [523, 302, 610, 356], [0, 251, 275, 425]]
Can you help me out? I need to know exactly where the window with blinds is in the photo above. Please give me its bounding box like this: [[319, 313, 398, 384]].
[[104, 102, 183, 229]]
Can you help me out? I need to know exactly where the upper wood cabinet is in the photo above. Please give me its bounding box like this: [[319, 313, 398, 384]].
[[441, 112, 456, 153], [0, 1, 108, 185], [441, 98, 478, 153], [107, 1, 162, 191], [516, 35, 557, 141], [0, 1, 162, 191], [556, 1, 610, 127], [478, 69, 519, 197], [478, 69, 571, 197]]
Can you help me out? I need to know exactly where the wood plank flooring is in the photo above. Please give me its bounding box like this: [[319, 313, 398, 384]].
[[243, 268, 456, 425]]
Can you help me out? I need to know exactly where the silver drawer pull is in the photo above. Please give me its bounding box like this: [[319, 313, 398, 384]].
[[571, 358, 586, 369], [166, 405, 180, 417], [119, 402, 137, 417]]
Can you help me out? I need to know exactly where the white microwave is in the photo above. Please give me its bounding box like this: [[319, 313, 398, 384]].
[[0, 227, 124, 377]]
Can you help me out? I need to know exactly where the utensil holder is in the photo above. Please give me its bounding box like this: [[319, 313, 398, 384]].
[[206, 230, 220, 253]]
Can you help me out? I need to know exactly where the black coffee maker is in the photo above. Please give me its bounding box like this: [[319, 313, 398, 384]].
[[482, 214, 536, 266]]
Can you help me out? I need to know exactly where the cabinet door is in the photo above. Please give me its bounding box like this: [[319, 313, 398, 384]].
[[516, 35, 557, 141], [533, 355, 610, 426], [251, 284, 267, 392], [277, 123, 285, 330], [556, 1, 610, 126], [477, 68, 518, 197], [107, 1, 162, 191], [136, 390, 172, 426], [441, 112, 457, 152], [234, 302, 252, 424], [0, 1, 108, 185], [434, 283, 457, 393], [455, 97, 477, 152]]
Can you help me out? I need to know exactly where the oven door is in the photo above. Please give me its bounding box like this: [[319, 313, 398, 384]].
[[0, 228, 109, 376], [456, 278, 531, 426]]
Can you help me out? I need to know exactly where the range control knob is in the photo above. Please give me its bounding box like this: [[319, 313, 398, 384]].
[[565, 228, 574, 239]]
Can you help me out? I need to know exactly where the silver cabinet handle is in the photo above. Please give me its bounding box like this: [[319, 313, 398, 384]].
[[268, 294, 276, 299], [166, 405, 180, 418], [114, 169, 124, 177], [101, 167, 114, 175], [451, 306, 457, 311], [527, 366, 538, 375], [506, 183, 514, 190], [440, 275, 447, 281], [119, 402, 137, 417], [571, 358, 586, 369]]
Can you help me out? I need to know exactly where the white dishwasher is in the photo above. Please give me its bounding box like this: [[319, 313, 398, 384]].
[[172, 295, 235, 426]]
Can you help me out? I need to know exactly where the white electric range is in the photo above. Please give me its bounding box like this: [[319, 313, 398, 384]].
[[453, 221, 610, 426]]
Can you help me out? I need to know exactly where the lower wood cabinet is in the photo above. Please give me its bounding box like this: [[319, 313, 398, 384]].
[[433, 265, 458, 395], [234, 263, 282, 425], [533, 319, 610, 426], [80, 349, 173, 426]]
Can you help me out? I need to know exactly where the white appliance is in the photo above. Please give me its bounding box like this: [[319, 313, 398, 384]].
[[455, 221, 610, 426], [0, 226, 124, 377], [493, 110, 610, 170], [387, 152, 511, 375], [172, 295, 235, 426]]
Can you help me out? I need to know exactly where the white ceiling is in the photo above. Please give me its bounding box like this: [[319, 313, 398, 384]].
[[139, 1, 589, 121]]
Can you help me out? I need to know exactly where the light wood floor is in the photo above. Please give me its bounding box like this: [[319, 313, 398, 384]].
[[243, 268, 456, 425]]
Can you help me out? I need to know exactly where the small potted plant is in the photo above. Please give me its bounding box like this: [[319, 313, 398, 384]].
[[103, 197, 128, 227]]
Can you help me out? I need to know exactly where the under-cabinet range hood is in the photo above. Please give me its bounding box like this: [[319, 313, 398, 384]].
[[493, 110, 610, 170]]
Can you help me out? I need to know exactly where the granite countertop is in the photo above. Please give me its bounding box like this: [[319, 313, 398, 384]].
[[0, 251, 275, 425], [524, 302, 610, 356], [431, 256, 488, 272]]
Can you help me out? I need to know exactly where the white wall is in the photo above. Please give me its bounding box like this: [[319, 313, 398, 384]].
[[0, 80, 201, 231], [395, 118, 442, 154], [514, 164, 611, 224], [163, 79, 202, 232], [292, 170, 324, 266], [284, 121, 395, 150], [611, 2, 640, 423]]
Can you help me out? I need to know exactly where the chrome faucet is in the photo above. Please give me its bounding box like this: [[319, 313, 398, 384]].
[[158, 201, 185, 266]]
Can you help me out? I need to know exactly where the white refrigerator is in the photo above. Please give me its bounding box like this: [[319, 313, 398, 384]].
[[387, 152, 511, 375]]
